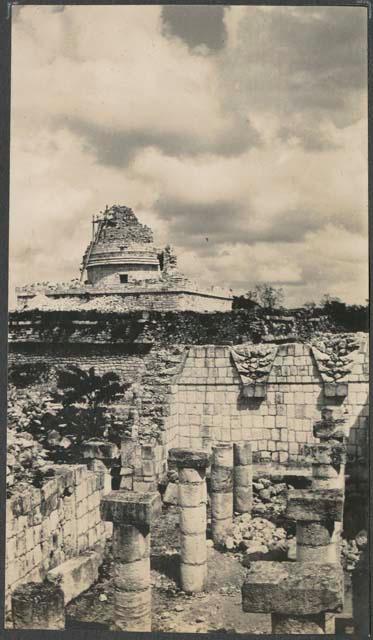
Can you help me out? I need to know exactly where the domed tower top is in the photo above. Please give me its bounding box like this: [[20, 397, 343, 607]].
[[81, 205, 161, 287]]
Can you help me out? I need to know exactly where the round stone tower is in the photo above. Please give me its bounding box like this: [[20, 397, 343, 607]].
[[82, 205, 161, 287], [16, 204, 233, 311]]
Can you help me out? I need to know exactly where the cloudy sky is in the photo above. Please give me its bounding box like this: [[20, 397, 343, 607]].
[[10, 4, 368, 308]]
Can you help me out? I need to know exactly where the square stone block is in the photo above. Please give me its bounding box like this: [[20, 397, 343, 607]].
[[100, 491, 161, 527], [82, 440, 119, 461], [168, 448, 211, 470], [241, 383, 255, 398], [46, 544, 105, 604], [324, 382, 348, 398], [286, 488, 344, 522], [141, 445, 154, 460], [242, 562, 343, 615]]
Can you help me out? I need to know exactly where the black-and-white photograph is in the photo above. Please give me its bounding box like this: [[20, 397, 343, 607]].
[[4, 3, 369, 635]]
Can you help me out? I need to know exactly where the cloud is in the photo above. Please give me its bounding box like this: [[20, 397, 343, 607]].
[[277, 124, 340, 152], [161, 5, 227, 53], [220, 6, 367, 148], [175, 224, 368, 306], [9, 5, 368, 308], [154, 197, 323, 248], [60, 114, 260, 168], [12, 5, 261, 167]]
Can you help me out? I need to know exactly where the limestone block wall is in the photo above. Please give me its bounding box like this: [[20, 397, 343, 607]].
[[8, 344, 181, 451], [177, 293, 232, 312], [161, 384, 179, 451], [16, 290, 232, 313], [8, 344, 149, 380], [7, 321, 369, 467], [123, 438, 173, 491], [87, 263, 160, 286], [7, 309, 339, 347], [175, 340, 368, 464], [69, 291, 231, 313], [5, 464, 107, 612]]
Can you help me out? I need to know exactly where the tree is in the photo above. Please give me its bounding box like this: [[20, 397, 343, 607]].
[[233, 284, 285, 310], [52, 366, 126, 442], [232, 292, 260, 310], [303, 301, 317, 311], [55, 366, 123, 409], [320, 294, 342, 307], [319, 295, 368, 331], [255, 284, 284, 309]]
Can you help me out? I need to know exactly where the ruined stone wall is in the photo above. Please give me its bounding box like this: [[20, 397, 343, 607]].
[[177, 293, 232, 312], [8, 343, 149, 381], [87, 263, 160, 285], [8, 343, 181, 449], [7, 308, 336, 346], [92, 205, 154, 245], [8, 312, 368, 467], [176, 341, 368, 464], [37, 291, 232, 312], [5, 464, 107, 612]]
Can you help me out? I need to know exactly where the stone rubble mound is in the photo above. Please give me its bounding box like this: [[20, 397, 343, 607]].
[[7, 386, 53, 494], [21, 294, 141, 313], [251, 476, 292, 521], [222, 512, 292, 561]]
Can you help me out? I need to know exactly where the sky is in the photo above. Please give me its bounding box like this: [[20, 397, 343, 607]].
[[10, 4, 368, 308]]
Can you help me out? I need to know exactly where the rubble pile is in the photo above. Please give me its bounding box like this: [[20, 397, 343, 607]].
[[7, 386, 53, 494], [251, 476, 293, 523], [22, 294, 135, 313], [222, 513, 293, 561], [7, 382, 115, 468]]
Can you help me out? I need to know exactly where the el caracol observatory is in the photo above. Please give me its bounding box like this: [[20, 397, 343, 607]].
[[16, 205, 233, 312]]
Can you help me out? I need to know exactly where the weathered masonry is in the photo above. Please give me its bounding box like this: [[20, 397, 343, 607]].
[[6, 464, 108, 613], [6, 311, 369, 630], [16, 205, 232, 312], [8, 315, 368, 468], [175, 338, 368, 463]]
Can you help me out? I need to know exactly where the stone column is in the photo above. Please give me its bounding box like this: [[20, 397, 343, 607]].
[[313, 410, 347, 562], [101, 490, 161, 632], [312, 443, 346, 491], [169, 448, 210, 594], [82, 439, 119, 494], [233, 442, 252, 514], [211, 442, 233, 545], [242, 561, 344, 635], [12, 582, 65, 629], [286, 488, 344, 564], [312, 408, 347, 488], [312, 448, 345, 561]]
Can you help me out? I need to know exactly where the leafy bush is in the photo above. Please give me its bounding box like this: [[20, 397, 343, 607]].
[[8, 362, 51, 388], [233, 284, 285, 310], [8, 367, 130, 472], [320, 297, 368, 332]]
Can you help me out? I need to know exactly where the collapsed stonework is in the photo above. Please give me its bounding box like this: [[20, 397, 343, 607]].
[[6, 303, 369, 631], [8, 426, 366, 633], [16, 205, 233, 313], [8, 315, 368, 484]]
